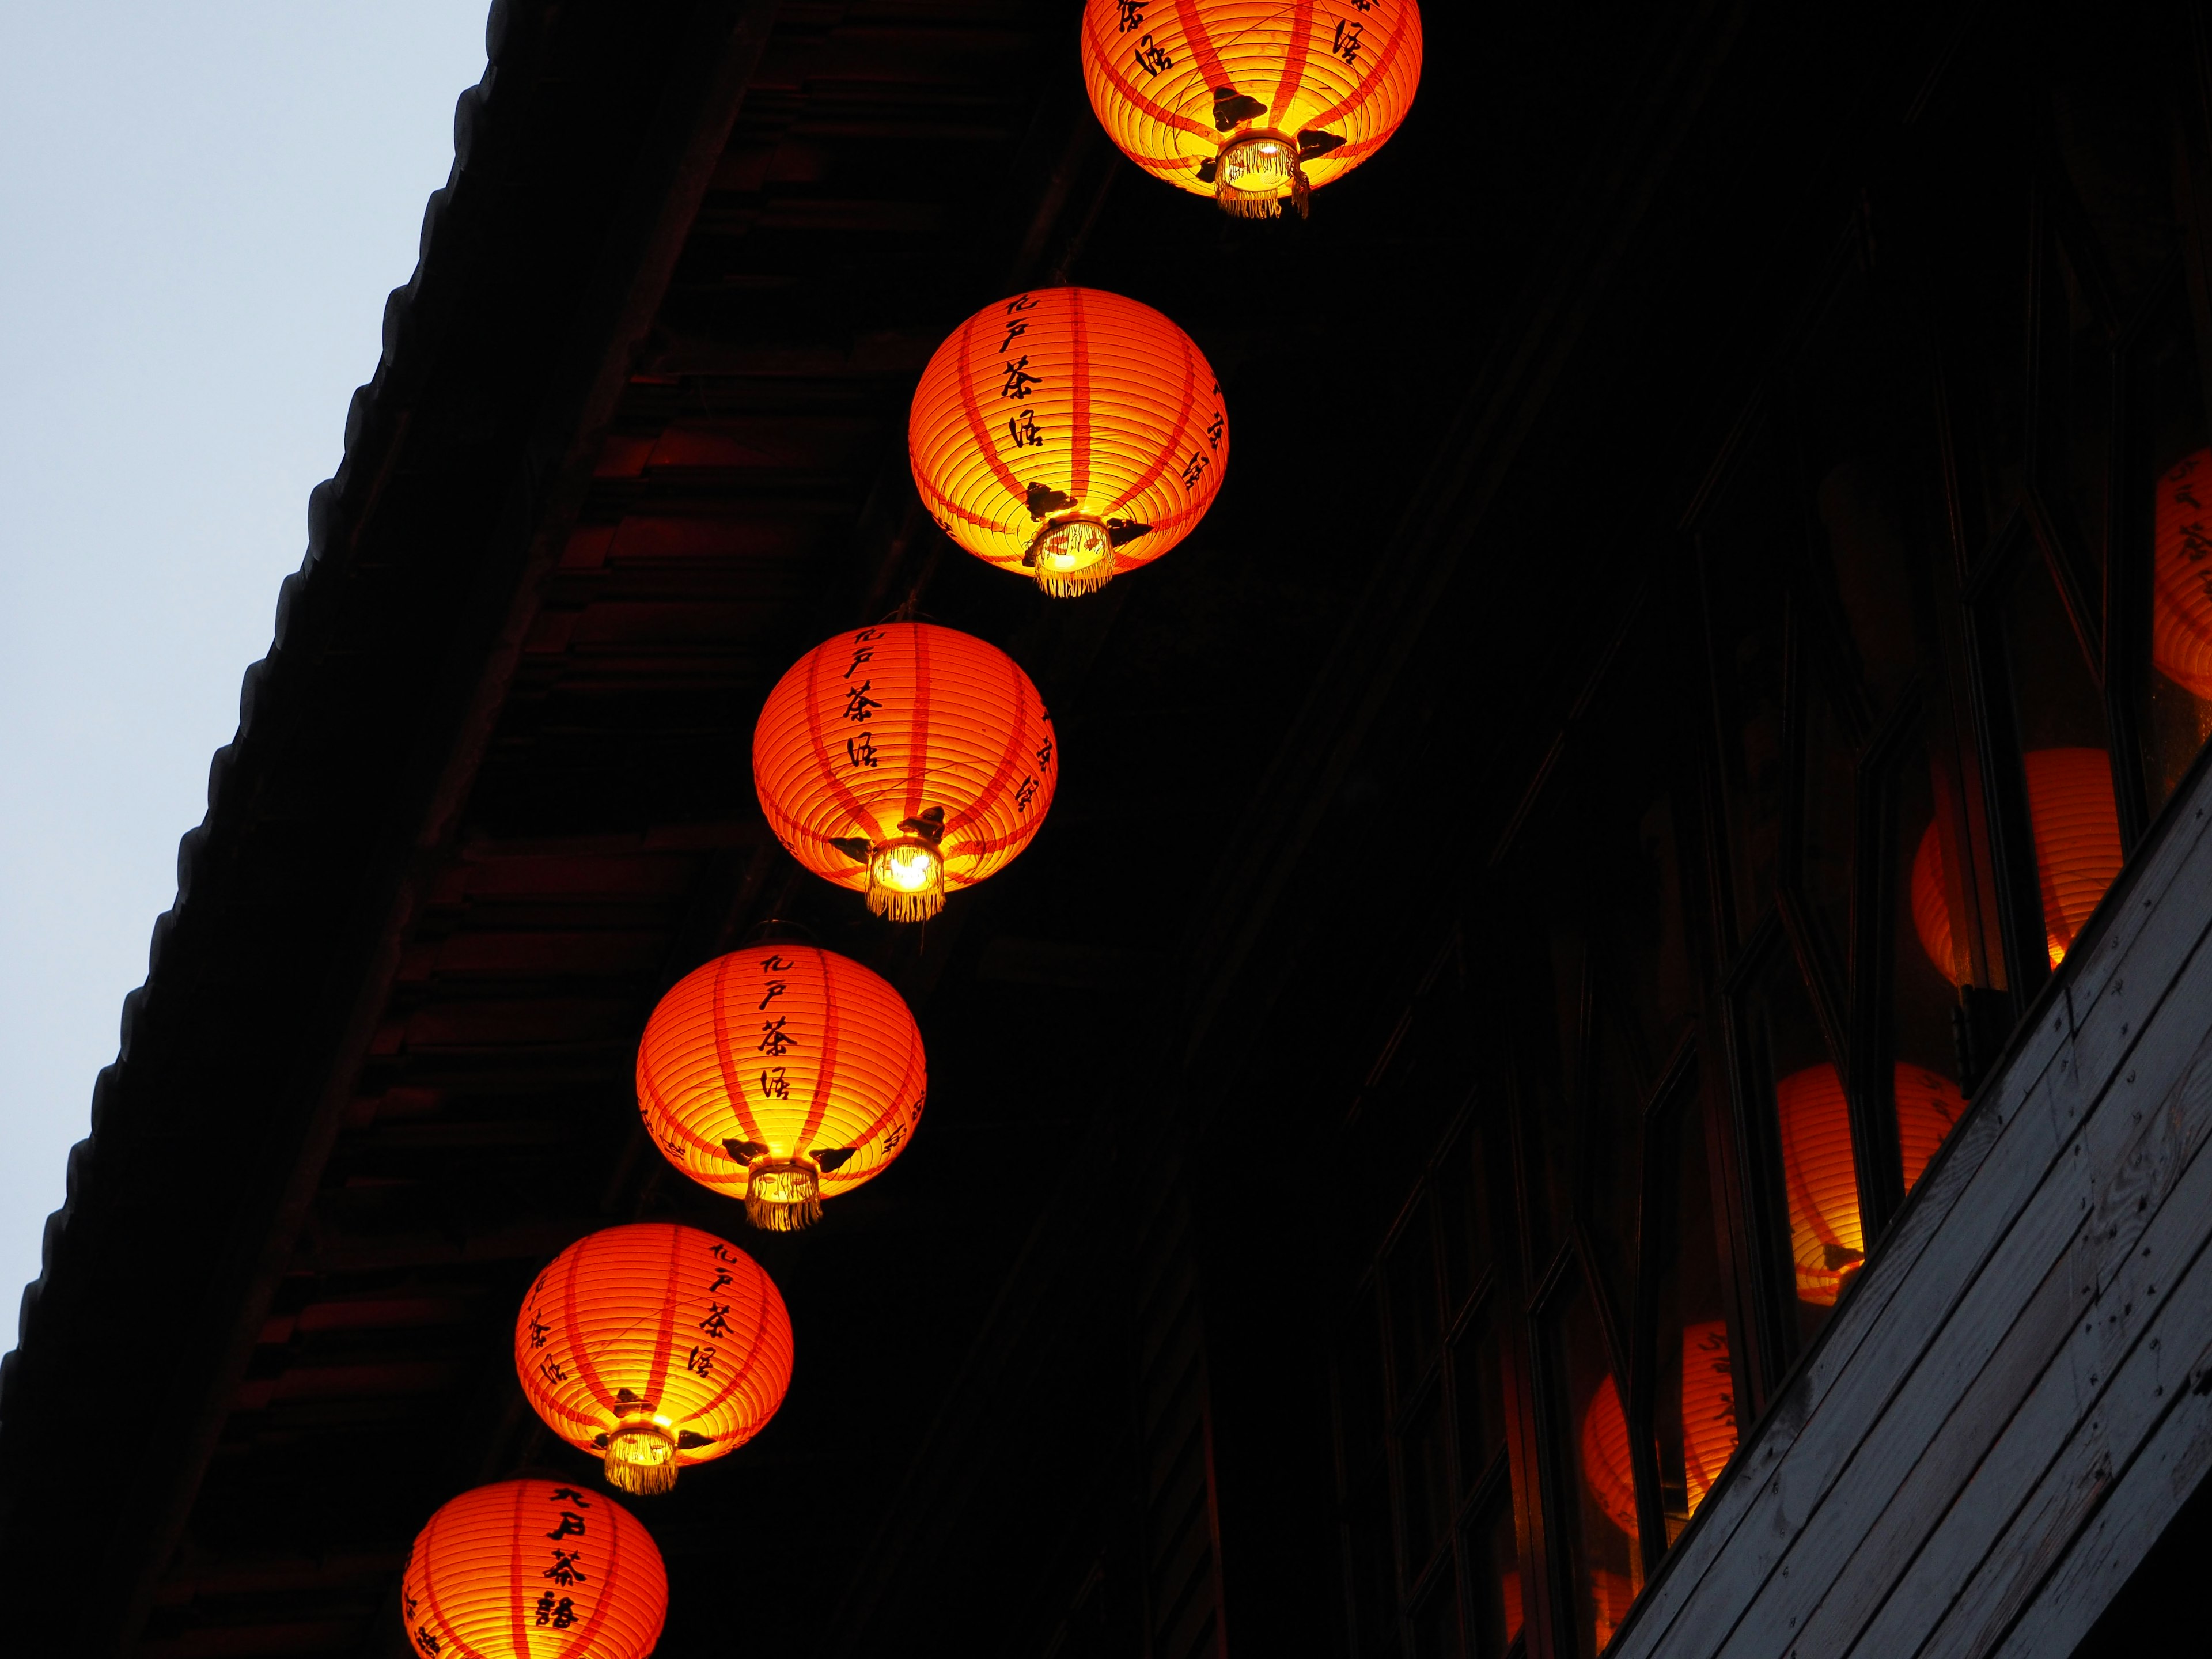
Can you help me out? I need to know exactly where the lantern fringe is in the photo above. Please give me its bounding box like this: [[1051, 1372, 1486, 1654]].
[[1036, 558, 1115, 599], [603, 1448, 679, 1497], [1215, 164, 1310, 220], [747, 1188, 823, 1231], [867, 882, 945, 923]]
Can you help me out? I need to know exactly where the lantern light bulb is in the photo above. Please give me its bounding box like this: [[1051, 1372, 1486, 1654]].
[[1219, 132, 1302, 204], [873, 842, 941, 894], [1032, 517, 1115, 596]]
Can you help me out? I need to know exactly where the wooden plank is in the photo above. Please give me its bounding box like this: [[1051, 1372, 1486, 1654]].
[[1993, 1290, 2212, 1658], [1919, 1177, 2212, 1658], [1714, 923, 2212, 1658], [1848, 1012, 2212, 1656], [1612, 789, 2212, 1659]]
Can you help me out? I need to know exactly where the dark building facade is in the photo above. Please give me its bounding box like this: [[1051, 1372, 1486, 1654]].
[[5, 2, 2212, 1655]]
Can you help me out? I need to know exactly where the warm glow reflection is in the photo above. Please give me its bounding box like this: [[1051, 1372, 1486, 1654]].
[[1910, 748, 2122, 980], [1778, 1063, 1964, 1305]]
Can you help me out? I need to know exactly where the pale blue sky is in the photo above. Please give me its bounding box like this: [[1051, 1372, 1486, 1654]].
[[0, 6, 490, 1337]]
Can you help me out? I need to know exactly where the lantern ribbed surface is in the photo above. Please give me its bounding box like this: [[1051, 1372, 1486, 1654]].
[[1079, 0, 1422, 217], [1581, 1372, 1638, 1537], [1779, 1062, 1964, 1306], [400, 1479, 666, 1659], [1910, 748, 2121, 979], [910, 287, 1228, 595], [516, 1224, 792, 1494], [1679, 1321, 1737, 1517], [1580, 1321, 1736, 1537], [2154, 448, 2212, 698], [637, 944, 926, 1229], [752, 623, 1056, 920]]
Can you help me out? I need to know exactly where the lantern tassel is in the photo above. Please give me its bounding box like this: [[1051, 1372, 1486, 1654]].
[[1214, 159, 1310, 220], [1036, 560, 1115, 599], [747, 1188, 824, 1231], [744, 1159, 824, 1230], [867, 884, 945, 923], [603, 1448, 680, 1497]]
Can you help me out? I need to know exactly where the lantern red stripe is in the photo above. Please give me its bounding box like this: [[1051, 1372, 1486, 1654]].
[[941, 645, 1041, 837], [1101, 325, 1198, 516], [517, 1226, 793, 1469], [559, 1244, 621, 1421], [1302, 2, 1416, 131], [755, 625, 1055, 897], [1269, 0, 1315, 120], [913, 467, 1017, 535], [637, 1227, 683, 1422], [505, 1487, 528, 1659], [797, 944, 839, 1149], [691, 1272, 784, 1421], [1081, 6, 1217, 142], [1171, 0, 1233, 91], [954, 310, 1030, 509], [1070, 286, 1094, 502], [564, 1500, 622, 1654], [1081, 0, 1421, 209], [911, 289, 1226, 582], [638, 945, 929, 1206], [709, 952, 764, 1148], [906, 621, 934, 820], [794, 631, 887, 851], [403, 1481, 666, 1659], [413, 1506, 473, 1659]]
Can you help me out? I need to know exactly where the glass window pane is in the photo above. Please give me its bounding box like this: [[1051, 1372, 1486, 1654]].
[[1650, 1078, 1739, 1546], [1743, 944, 1851, 1347], [1471, 1489, 1521, 1658], [1389, 1206, 1442, 1399], [1349, 1473, 1397, 1659], [1699, 429, 1797, 940], [1452, 1310, 1505, 1499], [1400, 1385, 1452, 1581], [2138, 272, 2212, 817], [1544, 1271, 1641, 1658], [1410, 1567, 1465, 1659], [1436, 1124, 1490, 1320], [1999, 548, 2120, 970]]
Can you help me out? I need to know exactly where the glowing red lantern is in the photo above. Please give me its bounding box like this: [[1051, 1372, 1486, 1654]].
[[400, 1479, 666, 1659], [752, 623, 1056, 920], [637, 943, 926, 1230], [1580, 1321, 1738, 1536], [1912, 748, 2122, 978], [1079, 0, 1423, 218], [2154, 448, 2212, 698], [515, 1223, 793, 1494], [909, 287, 1228, 595], [1778, 1062, 1964, 1305]]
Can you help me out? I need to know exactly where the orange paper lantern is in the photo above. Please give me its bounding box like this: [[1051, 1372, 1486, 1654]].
[[637, 943, 926, 1230], [1079, 0, 1423, 218], [400, 1479, 666, 1659], [1580, 1322, 1738, 1537], [752, 623, 1056, 921], [1778, 1062, 1964, 1305], [910, 287, 1228, 596], [517, 1224, 793, 1495], [1911, 748, 2122, 978], [2153, 448, 2212, 698]]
